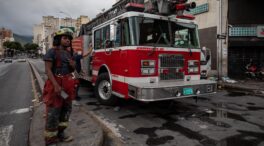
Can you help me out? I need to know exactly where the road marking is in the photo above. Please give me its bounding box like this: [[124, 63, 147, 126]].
[[10, 108, 30, 114], [0, 108, 31, 116], [0, 125, 13, 146]]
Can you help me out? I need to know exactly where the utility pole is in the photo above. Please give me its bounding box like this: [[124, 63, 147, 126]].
[[217, 0, 229, 79], [59, 11, 73, 27]]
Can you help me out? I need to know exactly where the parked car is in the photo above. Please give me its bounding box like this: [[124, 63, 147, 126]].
[[4, 58, 12, 63], [18, 58, 26, 62]]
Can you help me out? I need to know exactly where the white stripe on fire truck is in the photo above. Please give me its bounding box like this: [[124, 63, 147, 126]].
[[93, 46, 201, 53], [111, 74, 201, 84], [92, 70, 201, 83]]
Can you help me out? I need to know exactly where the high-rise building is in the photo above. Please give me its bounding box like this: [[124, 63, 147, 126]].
[[0, 28, 14, 57], [33, 15, 89, 54], [76, 16, 90, 36]]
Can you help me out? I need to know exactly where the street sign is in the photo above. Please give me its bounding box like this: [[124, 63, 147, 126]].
[[216, 34, 226, 39], [257, 26, 264, 38]]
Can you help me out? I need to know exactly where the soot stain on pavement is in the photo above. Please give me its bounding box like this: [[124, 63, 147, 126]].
[[246, 102, 255, 105], [220, 130, 264, 146], [146, 136, 174, 146], [247, 106, 264, 111], [226, 92, 247, 97], [86, 102, 100, 106], [86, 102, 103, 111], [134, 127, 174, 146], [76, 119, 85, 126], [161, 121, 217, 146], [134, 118, 217, 146], [119, 113, 143, 119]]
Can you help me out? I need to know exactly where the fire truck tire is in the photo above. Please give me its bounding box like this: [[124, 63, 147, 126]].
[[95, 73, 117, 105]]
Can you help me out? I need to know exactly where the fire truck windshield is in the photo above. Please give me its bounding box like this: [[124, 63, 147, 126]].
[[126, 17, 200, 48]]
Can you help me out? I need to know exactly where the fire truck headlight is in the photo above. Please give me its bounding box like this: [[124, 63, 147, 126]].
[[188, 60, 199, 74], [188, 68, 194, 73], [194, 67, 199, 72], [141, 68, 155, 75], [141, 60, 156, 76], [141, 60, 155, 68]]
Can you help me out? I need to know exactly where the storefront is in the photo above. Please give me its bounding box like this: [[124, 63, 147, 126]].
[[228, 0, 264, 78]]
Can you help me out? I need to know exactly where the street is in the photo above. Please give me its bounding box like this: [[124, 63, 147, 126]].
[[0, 60, 33, 146], [32, 59, 264, 146], [79, 90, 264, 146]]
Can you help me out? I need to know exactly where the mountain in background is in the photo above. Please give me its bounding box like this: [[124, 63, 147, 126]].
[[13, 33, 33, 46]]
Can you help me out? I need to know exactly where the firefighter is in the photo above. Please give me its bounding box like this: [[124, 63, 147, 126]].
[[72, 43, 93, 106], [43, 28, 77, 146]]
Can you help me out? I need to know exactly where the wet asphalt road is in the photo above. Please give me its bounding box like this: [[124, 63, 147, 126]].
[[79, 89, 264, 146], [0, 60, 33, 146], [33, 59, 264, 146]]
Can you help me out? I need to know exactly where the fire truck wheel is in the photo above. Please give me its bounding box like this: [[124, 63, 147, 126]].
[[95, 73, 117, 105]]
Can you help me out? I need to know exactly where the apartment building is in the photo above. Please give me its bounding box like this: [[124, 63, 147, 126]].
[[33, 15, 89, 54], [0, 28, 14, 56]]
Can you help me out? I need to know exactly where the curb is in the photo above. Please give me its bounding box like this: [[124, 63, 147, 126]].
[[218, 82, 264, 97], [80, 106, 125, 146], [28, 61, 44, 94], [28, 61, 104, 146]]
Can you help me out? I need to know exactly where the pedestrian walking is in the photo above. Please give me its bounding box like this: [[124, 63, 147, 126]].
[[42, 28, 77, 146]]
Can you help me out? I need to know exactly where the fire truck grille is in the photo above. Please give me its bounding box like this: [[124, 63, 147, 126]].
[[159, 54, 184, 80]]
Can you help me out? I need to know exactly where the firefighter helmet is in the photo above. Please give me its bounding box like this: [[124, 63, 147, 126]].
[[54, 28, 73, 40]]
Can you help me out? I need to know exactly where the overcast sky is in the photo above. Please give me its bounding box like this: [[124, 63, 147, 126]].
[[0, 0, 116, 36]]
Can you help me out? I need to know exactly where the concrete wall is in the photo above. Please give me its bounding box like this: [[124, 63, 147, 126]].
[[191, 0, 218, 70], [191, 0, 218, 29]]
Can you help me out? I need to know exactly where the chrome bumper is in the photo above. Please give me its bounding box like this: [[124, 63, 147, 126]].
[[128, 80, 217, 102]]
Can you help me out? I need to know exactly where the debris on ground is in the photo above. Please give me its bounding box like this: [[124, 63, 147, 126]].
[[222, 77, 237, 83]]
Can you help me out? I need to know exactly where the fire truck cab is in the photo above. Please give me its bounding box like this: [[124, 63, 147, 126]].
[[77, 0, 217, 105]]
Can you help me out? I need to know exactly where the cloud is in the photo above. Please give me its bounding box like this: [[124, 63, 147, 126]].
[[0, 0, 116, 36]]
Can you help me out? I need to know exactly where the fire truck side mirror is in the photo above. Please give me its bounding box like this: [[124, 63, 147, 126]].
[[110, 22, 117, 41]]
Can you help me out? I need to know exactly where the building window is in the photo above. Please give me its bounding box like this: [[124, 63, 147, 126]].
[[229, 27, 257, 37], [94, 29, 101, 50]]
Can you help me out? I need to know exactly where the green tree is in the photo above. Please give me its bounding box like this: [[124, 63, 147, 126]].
[[24, 43, 39, 51], [24, 43, 39, 56], [3, 41, 22, 50]]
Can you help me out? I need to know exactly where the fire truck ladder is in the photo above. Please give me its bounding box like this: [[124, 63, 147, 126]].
[[79, 0, 144, 36], [78, 0, 196, 36]]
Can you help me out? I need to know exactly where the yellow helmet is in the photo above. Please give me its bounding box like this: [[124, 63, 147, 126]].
[[54, 28, 73, 39]]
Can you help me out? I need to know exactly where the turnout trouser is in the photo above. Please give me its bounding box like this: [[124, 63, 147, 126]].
[[44, 101, 72, 145]]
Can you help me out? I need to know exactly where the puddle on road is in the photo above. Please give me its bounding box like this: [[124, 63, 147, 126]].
[[247, 102, 256, 105], [226, 92, 247, 97], [86, 102, 103, 111], [219, 130, 264, 146], [247, 106, 264, 111], [197, 96, 211, 102], [204, 108, 247, 122]]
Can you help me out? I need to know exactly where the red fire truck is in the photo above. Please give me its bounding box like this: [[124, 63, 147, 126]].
[[73, 0, 217, 105]]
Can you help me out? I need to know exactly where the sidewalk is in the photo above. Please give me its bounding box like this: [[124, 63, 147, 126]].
[[28, 61, 104, 146], [218, 79, 264, 97], [29, 103, 104, 146]]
